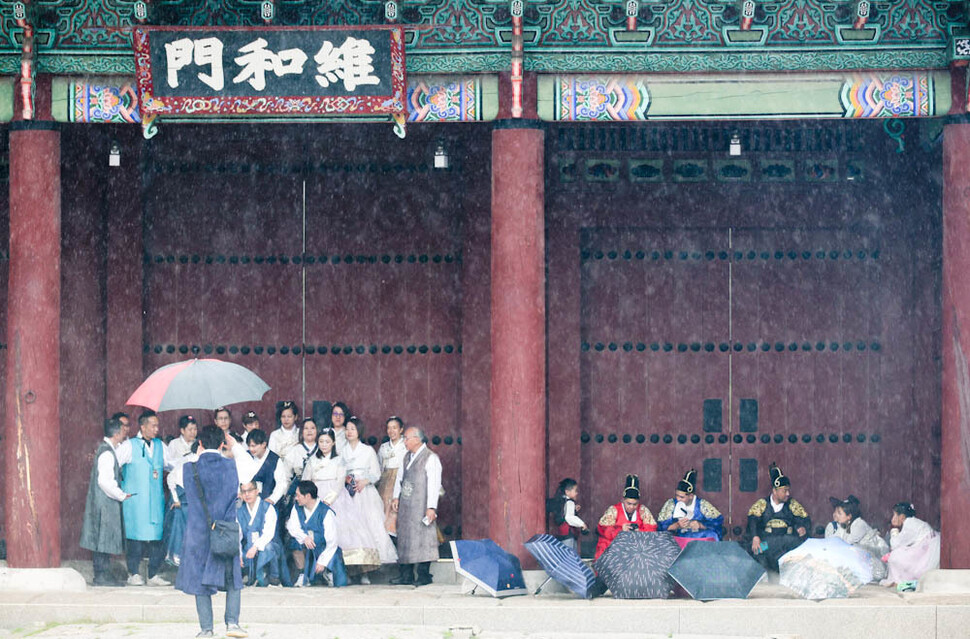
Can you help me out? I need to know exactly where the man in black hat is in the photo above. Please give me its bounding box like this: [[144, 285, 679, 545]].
[[746, 463, 811, 571], [657, 468, 723, 540], [594, 474, 657, 560]]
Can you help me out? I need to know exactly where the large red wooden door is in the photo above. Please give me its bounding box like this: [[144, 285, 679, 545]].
[[579, 224, 929, 537], [579, 227, 731, 528]]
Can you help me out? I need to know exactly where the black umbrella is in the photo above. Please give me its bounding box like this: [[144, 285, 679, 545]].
[[593, 531, 681, 599], [667, 540, 766, 600]]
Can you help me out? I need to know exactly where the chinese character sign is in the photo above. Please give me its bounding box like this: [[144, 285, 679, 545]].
[[133, 26, 406, 117]]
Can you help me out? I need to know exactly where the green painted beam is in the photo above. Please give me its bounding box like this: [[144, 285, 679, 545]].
[[0, 77, 13, 122]]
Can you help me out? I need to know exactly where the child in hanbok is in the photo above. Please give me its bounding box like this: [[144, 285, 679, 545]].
[[546, 478, 588, 552], [824, 495, 889, 582], [881, 502, 940, 587]]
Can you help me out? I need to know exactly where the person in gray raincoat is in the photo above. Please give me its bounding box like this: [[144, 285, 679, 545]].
[[175, 426, 246, 638]]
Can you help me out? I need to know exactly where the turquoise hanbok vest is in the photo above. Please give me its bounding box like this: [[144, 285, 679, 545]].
[[122, 436, 165, 541]]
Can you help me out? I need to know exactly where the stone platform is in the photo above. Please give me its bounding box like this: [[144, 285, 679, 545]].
[[0, 562, 967, 639]]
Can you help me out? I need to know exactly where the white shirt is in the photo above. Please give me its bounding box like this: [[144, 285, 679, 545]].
[[769, 496, 785, 514], [166, 436, 196, 501], [268, 426, 300, 458], [166, 452, 198, 502], [96, 438, 127, 502], [283, 442, 317, 481], [242, 500, 278, 552], [378, 439, 407, 472], [392, 444, 442, 510], [341, 441, 381, 485], [229, 443, 287, 503], [563, 499, 586, 529], [116, 433, 175, 470], [286, 500, 337, 569]]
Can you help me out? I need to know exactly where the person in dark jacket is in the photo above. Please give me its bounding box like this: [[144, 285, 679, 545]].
[[176, 425, 246, 638]]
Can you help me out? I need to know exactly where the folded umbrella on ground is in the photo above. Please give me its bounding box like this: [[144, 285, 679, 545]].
[[524, 533, 597, 599], [593, 531, 681, 599], [450, 539, 528, 598], [667, 540, 765, 600]]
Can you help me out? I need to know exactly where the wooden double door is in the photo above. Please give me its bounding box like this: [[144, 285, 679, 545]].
[[579, 226, 922, 536]]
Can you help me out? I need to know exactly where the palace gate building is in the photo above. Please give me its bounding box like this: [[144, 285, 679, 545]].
[[0, 0, 969, 570]]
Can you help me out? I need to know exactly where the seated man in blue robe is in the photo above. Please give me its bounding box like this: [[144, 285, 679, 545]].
[[657, 468, 723, 541], [285, 480, 348, 588], [236, 480, 285, 587]]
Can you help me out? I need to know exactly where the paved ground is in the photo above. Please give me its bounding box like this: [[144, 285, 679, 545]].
[[0, 622, 762, 639], [0, 563, 967, 639]]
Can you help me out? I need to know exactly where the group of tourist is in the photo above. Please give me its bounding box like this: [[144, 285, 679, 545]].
[[80, 402, 444, 636], [550, 463, 941, 588]]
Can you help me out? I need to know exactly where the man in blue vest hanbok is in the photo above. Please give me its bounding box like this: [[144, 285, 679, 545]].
[[120, 410, 174, 586], [237, 480, 285, 587], [285, 480, 348, 588]]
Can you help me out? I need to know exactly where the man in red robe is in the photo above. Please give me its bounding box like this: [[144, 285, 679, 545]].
[[594, 474, 657, 559]]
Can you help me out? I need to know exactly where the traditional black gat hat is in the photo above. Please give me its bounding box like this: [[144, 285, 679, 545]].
[[677, 468, 697, 494], [769, 462, 790, 488], [622, 473, 641, 500]]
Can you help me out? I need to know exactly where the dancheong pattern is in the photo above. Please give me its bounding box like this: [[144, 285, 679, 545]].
[[840, 74, 933, 118], [71, 80, 140, 123], [407, 77, 481, 122], [556, 75, 650, 121]]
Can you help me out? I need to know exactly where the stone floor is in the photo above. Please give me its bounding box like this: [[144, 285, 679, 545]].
[[0, 562, 967, 639]]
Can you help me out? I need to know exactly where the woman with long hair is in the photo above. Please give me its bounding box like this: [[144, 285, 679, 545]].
[[328, 402, 350, 455], [339, 417, 398, 582]]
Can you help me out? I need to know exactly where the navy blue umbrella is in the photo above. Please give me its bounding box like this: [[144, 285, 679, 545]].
[[449, 539, 527, 598], [667, 540, 766, 600], [524, 534, 597, 599]]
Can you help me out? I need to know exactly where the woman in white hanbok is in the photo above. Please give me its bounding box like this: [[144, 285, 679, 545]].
[[377, 416, 407, 535], [882, 502, 940, 587], [823, 495, 889, 582], [340, 417, 398, 581]]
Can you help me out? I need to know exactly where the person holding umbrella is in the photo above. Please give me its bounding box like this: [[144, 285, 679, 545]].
[[656, 468, 723, 541], [746, 463, 811, 571], [594, 474, 657, 560]]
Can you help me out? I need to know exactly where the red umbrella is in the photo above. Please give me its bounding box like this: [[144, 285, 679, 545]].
[[127, 358, 270, 411]]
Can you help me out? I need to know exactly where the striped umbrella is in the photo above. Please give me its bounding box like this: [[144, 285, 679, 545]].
[[594, 531, 681, 599], [126, 358, 270, 411], [524, 534, 597, 599]]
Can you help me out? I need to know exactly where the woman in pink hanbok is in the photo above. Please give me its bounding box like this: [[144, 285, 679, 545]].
[[881, 502, 940, 587]]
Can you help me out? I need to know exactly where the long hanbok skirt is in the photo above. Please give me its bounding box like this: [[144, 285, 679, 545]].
[[376, 468, 398, 535], [314, 478, 398, 574], [886, 531, 940, 584]]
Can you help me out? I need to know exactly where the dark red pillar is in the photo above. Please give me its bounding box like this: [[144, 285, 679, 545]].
[[488, 121, 545, 563], [4, 119, 62, 567], [941, 120, 970, 569]]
